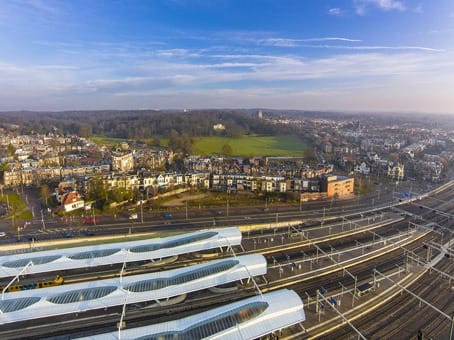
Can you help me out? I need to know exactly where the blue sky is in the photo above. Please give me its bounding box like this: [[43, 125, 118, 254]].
[[0, 0, 453, 113]]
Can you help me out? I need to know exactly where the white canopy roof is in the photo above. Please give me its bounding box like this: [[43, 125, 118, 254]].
[[78, 289, 305, 340], [0, 254, 266, 325], [0, 227, 242, 278]]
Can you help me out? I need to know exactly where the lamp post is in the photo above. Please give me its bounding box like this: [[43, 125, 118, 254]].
[[140, 195, 144, 224], [40, 209, 46, 232]]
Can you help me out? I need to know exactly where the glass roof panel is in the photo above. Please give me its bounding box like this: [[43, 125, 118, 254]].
[[124, 259, 239, 293], [129, 231, 218, 253], [46, 286, 117, 304], [68, 248, 121, 260], [0, 296, 41, 313], [136, 301, 269, 340], [2, 255, 61, 268]]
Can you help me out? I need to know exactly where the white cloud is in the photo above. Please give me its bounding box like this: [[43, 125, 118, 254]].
[[305, 37, 362, 42], [317, 45, 444, 52], [355, 5, 366, 15], [355, 0, 406, 15], [375, 0, 406, 11], [328, 8, 342, 16], [0, 42, 453, 113], [259, 37, 362, 47]]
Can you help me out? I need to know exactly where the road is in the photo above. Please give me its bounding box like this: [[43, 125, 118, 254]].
[[0, 177, 436, 244]]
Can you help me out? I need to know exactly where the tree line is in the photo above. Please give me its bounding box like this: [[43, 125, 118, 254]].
[[0, 110, 296, 140]]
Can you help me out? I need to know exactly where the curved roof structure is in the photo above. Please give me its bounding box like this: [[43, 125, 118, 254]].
[[0, 254, 266, 325], [0, 227, 241, 278], [78, 289, 305, 340]]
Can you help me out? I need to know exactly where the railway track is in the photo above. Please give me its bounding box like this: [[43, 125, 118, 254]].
[[0, 182, 452, 339], [308, 251, 453, 339]]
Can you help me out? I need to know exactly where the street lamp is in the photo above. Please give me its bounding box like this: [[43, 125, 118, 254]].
[[140, 194, 144, 224], [40, 209, 46, 232]]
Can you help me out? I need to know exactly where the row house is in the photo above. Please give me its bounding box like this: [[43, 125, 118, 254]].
[[0, 135, 34, 146], [185, 157, 212, 172], [184, 172, 210, 188], [354, 162, 371, 175], [2, 164, 110, 187], [14, 149, 32, 161], [286, 178, 319, 192], [387, 163, 405, 181], [156, 173, 173, 187], [134, 150, 167, 170], [416, 161, 443, 183], [111, 152, 134, 172], [260, 176, 286, 193], [383, 140, 402, 151], [105, 174, 140, 191], [21, 159, 41, 169], [212, 174, 258, 192], [299, 164, 333, 178], [333, 145, 359, 155]]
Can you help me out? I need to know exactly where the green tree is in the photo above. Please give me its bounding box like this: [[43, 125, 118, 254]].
[[7, 144, 16, 156], [40, 184, 50, 206], [86, 177, 108, 211], [303, 148, 317, 165], [0, 162, 10, 172], [221, 143, 233, 158], [79, 124, 92, 138]]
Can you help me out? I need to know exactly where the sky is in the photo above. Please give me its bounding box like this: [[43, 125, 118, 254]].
[[0, 0, 454, 114]]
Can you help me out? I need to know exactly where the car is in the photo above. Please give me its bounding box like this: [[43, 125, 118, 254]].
[[163, 212, 173, 219], [0, 232, 6, 238], [83, 217, 97, 224], [63, 232, 75, 238]]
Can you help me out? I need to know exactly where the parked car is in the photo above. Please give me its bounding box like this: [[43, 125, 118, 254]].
[[0, 232, 6, 238], [83, 217, 97, 224], [85, 230, 96, 236], [163, 212, 173, 219]]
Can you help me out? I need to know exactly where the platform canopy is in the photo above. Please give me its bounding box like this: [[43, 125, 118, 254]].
[[0, 227, 242, 278], [0, 254, 266, 325], [78, 289, 306, 340]]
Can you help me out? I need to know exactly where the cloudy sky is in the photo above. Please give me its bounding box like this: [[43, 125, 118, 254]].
[[0, 0, 453, 113]]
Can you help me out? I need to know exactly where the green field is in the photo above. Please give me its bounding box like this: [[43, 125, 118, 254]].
[[90, 135, 126, 146], [91, 135, 169, 148], [91, 134, 307, 157], [0, 193, 32, 221], [193, 134, 307, 157]]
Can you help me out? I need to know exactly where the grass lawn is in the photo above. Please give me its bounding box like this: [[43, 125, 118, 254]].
[[90, 135, 127, 145], [90, 133, 307, 157], [91, 135, 169, 148], [193, 134, 307, 157], [0, 193, 32, 221]]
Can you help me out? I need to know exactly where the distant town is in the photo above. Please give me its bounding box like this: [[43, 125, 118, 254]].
[[0, 110, 452, 216]]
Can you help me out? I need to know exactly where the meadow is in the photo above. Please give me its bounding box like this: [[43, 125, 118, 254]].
[[90, 134, 308, 157], [193, 134, 307, 157]]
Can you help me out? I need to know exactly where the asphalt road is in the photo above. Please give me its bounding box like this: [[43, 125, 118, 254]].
[[0, 175, 435, 244]]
